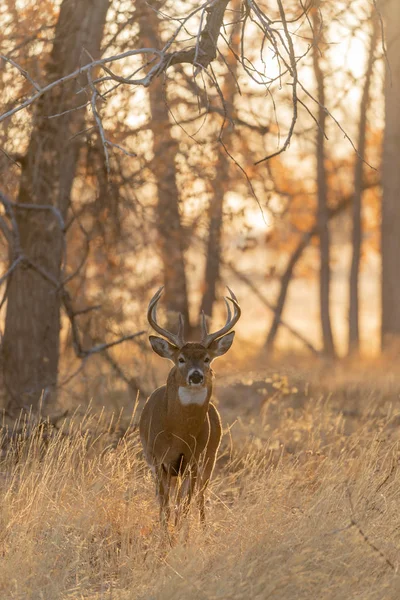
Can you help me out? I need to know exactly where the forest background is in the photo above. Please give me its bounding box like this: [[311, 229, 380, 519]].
[[1, 1, 400, 598], [1, 0, 398, 413]]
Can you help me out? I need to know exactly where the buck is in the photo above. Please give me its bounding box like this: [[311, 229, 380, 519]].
[[139, 286, 241, 527]]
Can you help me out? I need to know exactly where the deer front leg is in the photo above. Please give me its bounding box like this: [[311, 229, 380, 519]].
[[197, 446, 219, 525], [197, 461, 212, 525], [197, 404, 222, 525], [156, 465, 172, 528], [174, 463, 198, 527]]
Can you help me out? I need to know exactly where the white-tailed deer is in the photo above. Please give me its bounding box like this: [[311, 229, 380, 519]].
[[139, 286, 241, 527]]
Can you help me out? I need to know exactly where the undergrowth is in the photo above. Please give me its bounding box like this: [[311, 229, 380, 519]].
[[1, 373, 400, 599]]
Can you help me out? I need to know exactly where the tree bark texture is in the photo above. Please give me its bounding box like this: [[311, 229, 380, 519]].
[[312, 6, 336, 357], [139, 5, 190, 332], [201, 170, 226, 318], [2, 0, 109, 410], [200, 16, 240, 319], [348, 16, 378, 354], [381, 0, 400, 351]]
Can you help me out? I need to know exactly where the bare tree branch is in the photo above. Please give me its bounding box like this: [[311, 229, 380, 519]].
[[0, 190, 145, 375], [225, 261, 321, 355], [0, 257, 24, 288], [0, 48, 160, 124]]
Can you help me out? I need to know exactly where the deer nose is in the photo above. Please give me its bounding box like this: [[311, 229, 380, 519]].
[[188, 370, 204, 385]]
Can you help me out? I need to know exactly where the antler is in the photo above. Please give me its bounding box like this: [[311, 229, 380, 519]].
[[200, 287, 241, 348], [147, 286, 185, 348]]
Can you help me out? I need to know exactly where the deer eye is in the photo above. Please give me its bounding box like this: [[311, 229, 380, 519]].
[[204, 357, 210, 363], [178, 357, 185, 364]]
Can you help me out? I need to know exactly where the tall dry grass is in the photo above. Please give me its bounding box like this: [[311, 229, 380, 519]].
[[1, 370, 400, 599]]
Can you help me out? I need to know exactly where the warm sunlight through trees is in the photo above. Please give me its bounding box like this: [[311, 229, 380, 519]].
[[381, 0, 400, 352], [0, 0, 393, 406], [1, 2, 400, 597]]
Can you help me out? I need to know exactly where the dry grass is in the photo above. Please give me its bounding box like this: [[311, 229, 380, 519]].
[[2, 366, 400, 599]]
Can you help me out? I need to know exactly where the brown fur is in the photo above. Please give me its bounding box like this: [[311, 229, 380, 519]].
[[139, 342, 223, 526]]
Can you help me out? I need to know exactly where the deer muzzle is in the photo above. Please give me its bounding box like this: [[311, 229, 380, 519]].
[[188, 369, 204, 385]]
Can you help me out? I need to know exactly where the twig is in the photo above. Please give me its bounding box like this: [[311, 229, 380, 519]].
[[106, 141, 137, 158], [0, 256, 23, 287], [73, 304, 102, 316], [61, 287, 145, 359], [84, 332, 146, 356], [7, 201, 65, 231], [254, 0, 299, 164], [0, 54, 42, 91], [298, 80, 377, 171]]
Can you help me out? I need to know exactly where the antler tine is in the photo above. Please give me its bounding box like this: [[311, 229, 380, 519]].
[[177, 313, 185, 342], [147, 287, 185, 347], [201, 287, 241, 347], [148, 286, 164, 308], [227, 286, 238, 303], [224, 297, 232, 323], [200, 310, 208, 340]]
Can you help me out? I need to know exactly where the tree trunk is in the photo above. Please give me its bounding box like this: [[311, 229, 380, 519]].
[[348, 16, 378, 355], [381, 0, 400, 351], [2, 0, 109, 410], [200, 16, 240, 319], [265, 232, 312, 352], [263, 184, 379, 353], [201, 168, 226, 318], [139, 6, 190, 332], [312, 5, 335, 358]]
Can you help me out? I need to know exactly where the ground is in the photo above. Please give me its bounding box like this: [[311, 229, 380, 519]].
[[1, 358, 400, 599]]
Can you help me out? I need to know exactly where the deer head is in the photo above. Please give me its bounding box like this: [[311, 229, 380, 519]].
[[147, 286, 241, 388]]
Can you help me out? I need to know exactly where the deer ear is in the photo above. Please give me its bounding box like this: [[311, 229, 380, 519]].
[[149, 336, 177, 360], [208, 331, 235, 359]]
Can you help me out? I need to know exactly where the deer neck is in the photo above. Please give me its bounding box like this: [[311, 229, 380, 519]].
[[165, 368, 213, 434]]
